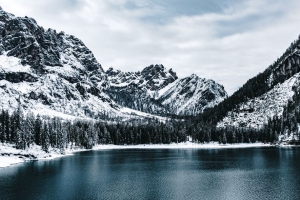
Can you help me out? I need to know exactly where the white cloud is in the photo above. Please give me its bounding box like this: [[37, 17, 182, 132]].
[[1, 0, 300, 95]]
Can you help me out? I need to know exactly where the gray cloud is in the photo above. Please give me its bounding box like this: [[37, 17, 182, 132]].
[[1, 0, 300, 95]]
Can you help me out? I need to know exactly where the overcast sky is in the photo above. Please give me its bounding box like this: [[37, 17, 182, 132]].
[[1, 0, 300, 95]]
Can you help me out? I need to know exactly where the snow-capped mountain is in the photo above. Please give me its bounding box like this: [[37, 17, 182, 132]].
[[106, 65, 227, 116], [105, 64, 176, 114], [0, 8, 227, 119], [0, 8, 120, 119]]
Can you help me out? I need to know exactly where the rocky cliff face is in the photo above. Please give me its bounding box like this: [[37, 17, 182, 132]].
[[0, 8, 119, 119], [106, 64, 177, 92]]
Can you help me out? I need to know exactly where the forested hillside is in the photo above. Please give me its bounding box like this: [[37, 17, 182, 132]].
[[201, 35, 300, 125]]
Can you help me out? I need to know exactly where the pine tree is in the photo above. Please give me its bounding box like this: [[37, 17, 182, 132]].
[[4, 111, 10, 143], [222, 132, 227, 144], [24, 112, 35, 148], [14, 99, 25, 150], [0, 110, 5, 143], [41, 122, 50, 153], [34, 115, 42, 145]]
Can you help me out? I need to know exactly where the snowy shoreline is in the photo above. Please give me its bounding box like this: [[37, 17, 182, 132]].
[[0, 142, 297, 168]]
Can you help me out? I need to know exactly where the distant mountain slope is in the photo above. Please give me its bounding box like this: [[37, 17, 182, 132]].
[[202, 34, 300, 129], [217, 72, 300, 128]]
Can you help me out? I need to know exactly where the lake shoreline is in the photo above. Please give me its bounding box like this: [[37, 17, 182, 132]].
[[0, 142, 297, 168]]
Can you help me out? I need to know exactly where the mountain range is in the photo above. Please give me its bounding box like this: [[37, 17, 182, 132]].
[[0, 8, 227, 120]]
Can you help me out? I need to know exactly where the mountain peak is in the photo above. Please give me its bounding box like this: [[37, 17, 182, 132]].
[[141, 64, 165, 73], [106, 67, 121, 76], [0, 8, 15, 24], [140, 64, 178, 91], [189, 73, 199, 79]]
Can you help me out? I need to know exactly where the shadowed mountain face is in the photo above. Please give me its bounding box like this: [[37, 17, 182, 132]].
[[0, 8, 227, 119]]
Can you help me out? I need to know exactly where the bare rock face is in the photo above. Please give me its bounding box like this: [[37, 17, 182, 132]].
[[0, 71, 38, 83], [107, 64, 178, 91]]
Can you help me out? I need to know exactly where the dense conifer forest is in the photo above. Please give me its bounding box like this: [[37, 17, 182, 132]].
[[3, 101, 298, 153]]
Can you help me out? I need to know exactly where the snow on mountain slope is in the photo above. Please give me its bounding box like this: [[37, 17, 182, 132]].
[[156, 74, 228, 115], [0, 8, 103, 74], [0, 54, 31, 72], [0, 55, 119, 118], [0, 53, 163, 120], [217, 72, 300, 129]]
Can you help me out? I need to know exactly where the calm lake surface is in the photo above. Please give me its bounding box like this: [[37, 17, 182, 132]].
[[0, 147, 300, 200]]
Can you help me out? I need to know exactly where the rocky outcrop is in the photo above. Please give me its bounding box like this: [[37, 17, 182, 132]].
[[0, 72, 38, 83], [105, 64, 176, 114]]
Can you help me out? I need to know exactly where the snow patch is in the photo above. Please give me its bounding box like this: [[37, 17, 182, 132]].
[[0, 55, 31, 73]]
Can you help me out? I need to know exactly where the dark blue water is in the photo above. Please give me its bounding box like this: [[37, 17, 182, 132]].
[[0, 147, 300, 200]]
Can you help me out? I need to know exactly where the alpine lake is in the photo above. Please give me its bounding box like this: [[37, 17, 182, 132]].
[[0, 147, 300, 200]]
